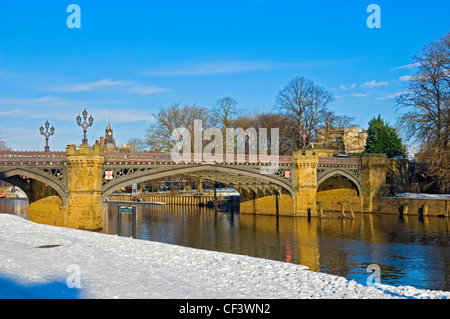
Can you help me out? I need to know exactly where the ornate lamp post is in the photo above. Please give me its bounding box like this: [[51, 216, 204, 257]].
[[39, 120, 55, 152], [76, 108, 94, 145]]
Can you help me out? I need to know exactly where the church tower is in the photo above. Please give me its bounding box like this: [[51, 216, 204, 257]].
[[104, 123, 116, 152]]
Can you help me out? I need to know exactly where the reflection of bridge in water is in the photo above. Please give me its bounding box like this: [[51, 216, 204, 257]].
[[0, 145, 403, 230]]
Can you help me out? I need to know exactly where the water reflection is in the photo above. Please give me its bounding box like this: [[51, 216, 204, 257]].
[[103, 202, 449, 292], [0, 199, 448, 292], [0, 199, 28, 219]]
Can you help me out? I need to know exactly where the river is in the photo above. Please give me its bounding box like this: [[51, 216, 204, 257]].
[[1, 198, 449, 292]]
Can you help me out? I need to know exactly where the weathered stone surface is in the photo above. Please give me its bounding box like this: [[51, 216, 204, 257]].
[[361, 153, 388, 212], [293, 150, 318, 216], [28, 195, 66, 227], [66, 144, 104, 231]]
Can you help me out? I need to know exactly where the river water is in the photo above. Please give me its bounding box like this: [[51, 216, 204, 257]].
[[1, 199, 449, 292]]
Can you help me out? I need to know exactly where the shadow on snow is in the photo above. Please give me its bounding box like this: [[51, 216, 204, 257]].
[[0, 275, 81, 299]]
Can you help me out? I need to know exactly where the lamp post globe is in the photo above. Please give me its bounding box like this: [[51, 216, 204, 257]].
[[40, 121, 54, 152], [77, 109, 94, 145]]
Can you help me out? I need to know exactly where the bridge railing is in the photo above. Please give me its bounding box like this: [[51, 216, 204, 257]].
[[104, 152, 295, 165], [1, 150, 362, 166], [0, 151, 66, 163], [318, 157, 362, 166]]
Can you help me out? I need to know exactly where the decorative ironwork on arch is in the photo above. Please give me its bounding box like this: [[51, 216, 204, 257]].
[[0, 166, 69, 207], [101, 163, 296, 201]]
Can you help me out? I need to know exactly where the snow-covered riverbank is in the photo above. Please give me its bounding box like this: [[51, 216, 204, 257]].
[[0, 214, 448, 299]]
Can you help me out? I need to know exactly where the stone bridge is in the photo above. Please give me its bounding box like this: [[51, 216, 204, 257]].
[[0, 144, 403, 230]]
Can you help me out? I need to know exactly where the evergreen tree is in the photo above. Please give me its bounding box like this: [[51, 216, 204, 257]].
[[364, 115, 407, 158]]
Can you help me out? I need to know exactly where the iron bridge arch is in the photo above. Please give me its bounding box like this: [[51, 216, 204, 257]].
[[101, 164, 296, 202], [0, 166, 69, 207]]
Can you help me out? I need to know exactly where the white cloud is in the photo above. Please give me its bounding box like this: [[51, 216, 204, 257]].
[[48, 78, 170, 96], [145, 60, 307, 77], [378, 92, 405, 100], [0, 96, 76, 108], [128, 86, 170, 95], [339, 83, 357, 90], [360, 80, 388, 88], [341, 81, 389, 90], [93, 109, 156, 123], [399, 75, 414, 81], [0, 110, 21, 116], [391, 63, 420, 70], [0, 95, 128, 121], [351, 93, 367, 97], [50, 79, 128, 92]]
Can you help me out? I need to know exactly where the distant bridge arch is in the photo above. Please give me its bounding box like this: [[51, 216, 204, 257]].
[[0, 167, 68, 207], [101, 164, 296, 202], [317, 168, 362, 197]]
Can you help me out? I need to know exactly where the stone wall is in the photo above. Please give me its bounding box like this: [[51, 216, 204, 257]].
[[314, 126, 367, 154], [362, 153, 388, 212], [108, 193, 216, 206], [344, 128, 367, 154], [293, 151, 318, 216], [376, 197, 450, 217], [66, 144, 104, 231], [240, 189, 294, 216], [28, 195, 66, 227]]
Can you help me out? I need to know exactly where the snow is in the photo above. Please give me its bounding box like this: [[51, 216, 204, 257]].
[[0, 213, 449, 299], [394, 192, 450, 199]]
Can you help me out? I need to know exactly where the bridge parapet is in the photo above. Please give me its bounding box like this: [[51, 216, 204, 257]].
[[318, 157, 362, 167], [1, 151, 363, 167], [104, 152, 294, 165], [0, 151, 66, 164]]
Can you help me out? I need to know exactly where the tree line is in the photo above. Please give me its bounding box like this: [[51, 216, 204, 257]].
[[141, 77, 359, 156]]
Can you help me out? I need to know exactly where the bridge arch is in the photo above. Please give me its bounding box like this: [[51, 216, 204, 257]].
[[0, 167, 68, 207], [317, 169, 362, 197], [101, 164, 295, 202]]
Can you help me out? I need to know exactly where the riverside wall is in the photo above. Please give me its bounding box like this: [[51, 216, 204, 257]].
[[375, 196, 450, 217], [107, 193, 216, 206]]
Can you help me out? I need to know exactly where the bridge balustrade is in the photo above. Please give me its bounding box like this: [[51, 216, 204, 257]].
[[0, 151, 66, 164], [318, 157, 362, 167], [1, 150, 364, 167], [104, 152, 295, 165]]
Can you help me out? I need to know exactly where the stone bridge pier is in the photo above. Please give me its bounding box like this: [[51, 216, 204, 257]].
[[27, 144, 104, 231]]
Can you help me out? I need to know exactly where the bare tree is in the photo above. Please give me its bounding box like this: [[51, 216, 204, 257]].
[[333, 115, 358, 129], [127, 137, 148, 153], [276, 76, 335, 148], [0, 125, 11, 151], [396, 32, 450, 192], [0, 140, 9, 151], [212, 97, 240, 129], [319, 112, 357, 130], [253, 113, 299, 155], [146, 102, 212, 152]]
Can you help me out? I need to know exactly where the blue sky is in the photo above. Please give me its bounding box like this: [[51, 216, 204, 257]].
[[0, 0, 449, 151]]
